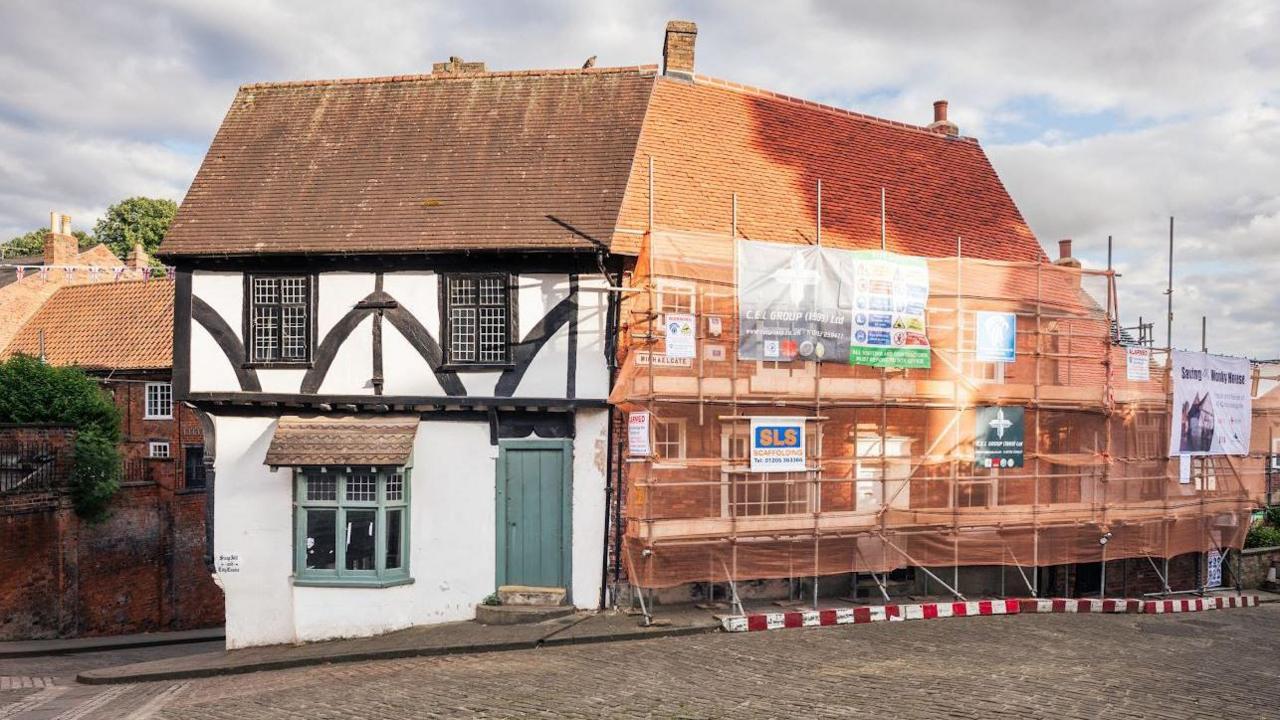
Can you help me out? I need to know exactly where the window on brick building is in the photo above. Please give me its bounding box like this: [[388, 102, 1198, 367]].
[[441, 273, 515, 367], [145, 382, 173, 419], [184, 445, 206, 489], [248, 275, 313, 364], [149, 441, 171, 459], [294, 468, 410, 587]]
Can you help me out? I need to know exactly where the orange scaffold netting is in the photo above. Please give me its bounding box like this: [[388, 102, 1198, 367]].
[[612, 231, 1274, 590]]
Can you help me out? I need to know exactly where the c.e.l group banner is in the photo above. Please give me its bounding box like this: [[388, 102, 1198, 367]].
[[1169, 350, 1251, 456], [736, 239, 930, 368]]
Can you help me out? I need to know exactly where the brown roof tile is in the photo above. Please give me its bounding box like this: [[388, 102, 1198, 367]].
[[160, 66, 658, 257], [3, 280, 173, 371], [265, 415, 420, 466]]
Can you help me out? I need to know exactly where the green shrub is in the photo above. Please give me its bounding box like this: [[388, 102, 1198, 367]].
[[0, 355, 122, 520], [1245, 524, 1280, 550], [1265, 506, 1280, 529]]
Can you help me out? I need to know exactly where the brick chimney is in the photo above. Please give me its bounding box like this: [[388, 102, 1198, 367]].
[[126, 242, 151, 270], [431, 56, 486, 75], [43, 211, 77, 266], [662, 20, 697, 80], [927, 100, 959, 136], [1054, 238, 1082, 268]]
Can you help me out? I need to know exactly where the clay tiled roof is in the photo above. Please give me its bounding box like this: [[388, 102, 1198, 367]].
[[3, 280, 173, 371], [160, 66, 657, 257], [613, 76, 1044, 262], [265, 415, 420, 466]]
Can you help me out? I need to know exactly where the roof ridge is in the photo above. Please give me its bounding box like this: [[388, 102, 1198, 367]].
[[688, 74, 980, 145], [240, 64, 660, 91]]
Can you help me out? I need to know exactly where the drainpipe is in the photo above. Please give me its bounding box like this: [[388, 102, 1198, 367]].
[[599, 254, 624, 610]]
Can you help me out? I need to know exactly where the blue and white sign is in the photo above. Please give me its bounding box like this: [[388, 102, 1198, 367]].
[[976, 311, 1017, 363], [749, 417, 807, 473]]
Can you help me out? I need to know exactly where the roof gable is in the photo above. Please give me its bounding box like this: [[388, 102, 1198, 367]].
[[160, 67, 658, 258], [613, 76, 1044, 262]]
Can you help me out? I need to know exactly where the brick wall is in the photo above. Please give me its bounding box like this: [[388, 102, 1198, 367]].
[[0, 426, 222, 640]]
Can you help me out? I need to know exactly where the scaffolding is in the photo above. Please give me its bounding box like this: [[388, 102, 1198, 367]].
[[610, 228, 1269, 604]]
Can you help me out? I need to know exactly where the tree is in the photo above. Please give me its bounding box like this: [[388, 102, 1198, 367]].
[[92, 197, 178, 262], [0, 228, 95, 258], [0, 355, 122, 520]]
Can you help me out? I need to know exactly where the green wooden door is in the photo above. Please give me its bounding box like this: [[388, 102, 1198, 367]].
[[496, 440, 572, 591]]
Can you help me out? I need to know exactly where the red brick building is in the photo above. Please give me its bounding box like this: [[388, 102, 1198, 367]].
[[0, 279, 222, 639]]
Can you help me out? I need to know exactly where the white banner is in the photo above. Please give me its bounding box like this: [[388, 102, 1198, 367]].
[[749, 417, 807, 473], [1169, 350, 1252, 456], [628, 412, 652, 457]]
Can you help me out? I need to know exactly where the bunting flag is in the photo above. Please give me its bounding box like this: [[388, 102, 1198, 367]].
[[37, 266, 49, 281], [15, 266, 25, 281], [88, 267, 101, 282], [142, 267, 153, 283], [113, 267, 126, 282]]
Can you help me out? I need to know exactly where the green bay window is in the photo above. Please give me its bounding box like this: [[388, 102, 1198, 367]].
[[294, 467, 411, 587]]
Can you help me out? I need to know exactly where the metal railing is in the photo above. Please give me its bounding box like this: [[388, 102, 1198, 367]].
[[0, 441, 63, 494]]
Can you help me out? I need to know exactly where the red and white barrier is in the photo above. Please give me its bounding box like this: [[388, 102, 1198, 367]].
[[720, 594, 1260, 633]]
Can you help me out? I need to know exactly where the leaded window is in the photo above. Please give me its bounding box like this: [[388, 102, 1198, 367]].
[[249, 275, 312, 363], [294, 468, 410, 586], [443, 274, 513, 366]]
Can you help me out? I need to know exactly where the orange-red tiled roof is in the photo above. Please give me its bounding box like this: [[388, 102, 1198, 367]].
[[3, 280, 173, 371], [161, 66, 658, 257], [613, 76, 1044, 261]]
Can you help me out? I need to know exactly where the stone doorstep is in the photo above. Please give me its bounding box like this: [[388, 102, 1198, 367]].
[[475, 604, 576, 626], [497, 585, 567, 606]]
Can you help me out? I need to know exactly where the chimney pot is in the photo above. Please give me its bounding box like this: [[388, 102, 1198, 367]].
[[927, 99, 959, 136], [662, 19, 698, 79], [1054, 238, 1082, 268], [43, 211, 77, 266]]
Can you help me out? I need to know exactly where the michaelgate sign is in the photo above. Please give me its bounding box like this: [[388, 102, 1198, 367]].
[[736, 239, 931, 368]]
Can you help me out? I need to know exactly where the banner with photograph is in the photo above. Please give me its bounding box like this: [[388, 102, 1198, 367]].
[[736, 239, 931, 368], [1169, 350, 1252, 456]]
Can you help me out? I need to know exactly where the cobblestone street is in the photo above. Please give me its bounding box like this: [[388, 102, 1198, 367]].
[[2, 605, 1278, 718]]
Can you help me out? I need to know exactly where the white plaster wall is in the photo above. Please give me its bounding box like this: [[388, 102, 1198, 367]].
[[256, 369, 307, 394], [461, 371, 501, 398], [380, 322, 447, 397], [216, 412, 609, 647], [290, 420, 496, 641], [382, 272, 439, 339], [192, 271, 243, 341], [317, 315, 373, 395], [571, 408, 609, 608], [513, 322, 570, 398], [517, 274, 565, 340], [189, 323, 241, 393], [574, 276, 610, 400], [317, 273, 375, 340], [212, 415, 297, 649]]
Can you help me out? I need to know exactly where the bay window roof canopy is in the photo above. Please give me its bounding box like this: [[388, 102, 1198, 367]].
[[265, 415, 419, 467]]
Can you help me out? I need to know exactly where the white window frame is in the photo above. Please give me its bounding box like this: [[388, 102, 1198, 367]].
[[144, 382, 173, 419], [656, 279, 696, 318], [149, 441, 171, 459], [652, 417, 687, 465], [719, 421, 821, 518]]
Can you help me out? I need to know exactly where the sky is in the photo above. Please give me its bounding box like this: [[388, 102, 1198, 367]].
[[0, 1, 1276, 358]]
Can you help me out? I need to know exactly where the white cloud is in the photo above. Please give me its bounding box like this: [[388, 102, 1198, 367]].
[[0, 0, 1275, 355]]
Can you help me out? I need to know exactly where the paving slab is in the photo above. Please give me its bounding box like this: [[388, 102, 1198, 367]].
[[0, 627, 224, 659], [78, 609, 721, 685]]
